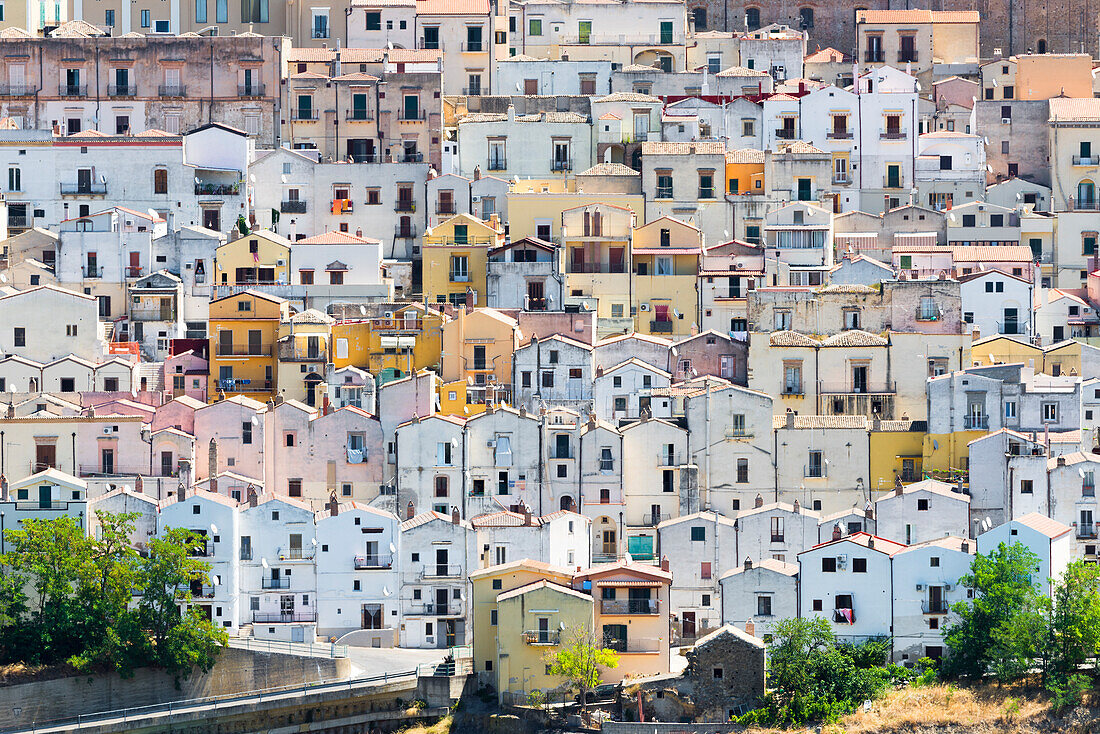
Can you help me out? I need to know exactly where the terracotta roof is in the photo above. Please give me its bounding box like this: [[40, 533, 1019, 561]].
[[641, 140, 726, 155], [857, 9, 980, 23], [716, 65, 770, 77], [416, 0, 490, 14], [496, 579, 591, 603], [719, 558, 799, 579], [1049, 97, 1100, 123], [725, 148, 765, 164], [296, 231, 381, 245], [804, 47, 848, 63], [332, 72, 380, 83], [773, 414, 870, 429], [948, 245, 1034, 261], [778, 140, 827, 155], [577, 162, 639, 177], [878, 479, 969, 502], [807, 531, 908, 555], [401, 510, 468, 531], [285, 47, 441, 64], [820, 330, 889, 347], [0, 26, 32, 38], [1012, 512, 1073, 539], [594, 92, 662, 103], [769, 330, 819, 347], [470, 510, 540, 528]]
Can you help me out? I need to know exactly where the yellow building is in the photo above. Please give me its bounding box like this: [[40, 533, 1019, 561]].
[[276, 308, 334, 407], [970, 334, 1093, 376], [213, 230, 291, 291], [439, 379, 488, 418], [562, 202, 636, 335], [208, 290, 288, 401], [440, 307, 520, 401], [469, 560, 575, 687], [725, 148, 765, 195], [330, 303, 446, 384], [631, 216, 700, 338], [868, 419, 927, 493], [422, 213, 504, 308], [506, 190, 645, 244], [494, 579, 595, 705]]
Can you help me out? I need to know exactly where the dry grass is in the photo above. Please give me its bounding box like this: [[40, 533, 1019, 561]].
[[395, 714, 453, 734]]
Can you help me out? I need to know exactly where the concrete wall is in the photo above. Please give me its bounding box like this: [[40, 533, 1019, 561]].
[[0, 647, 350, 730]]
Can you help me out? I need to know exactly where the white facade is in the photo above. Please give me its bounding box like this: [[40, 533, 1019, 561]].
[[719, 558, 798, 638], [960, 270, 1034, 340], [976, 513, 1073, 596], [874, 480, 971, 546]]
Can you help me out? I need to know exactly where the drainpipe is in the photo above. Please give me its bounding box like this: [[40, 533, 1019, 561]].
[[71, 431, 77, 474], [461, 422, 468, 518]]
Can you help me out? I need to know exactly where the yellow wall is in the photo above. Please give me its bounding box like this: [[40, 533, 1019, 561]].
[[422, 214, 502, 306], [1017, 55, 1094, 100], [469, 564, 574, 683], [970, 336, 1083, 376], [495, 584, 593, 703], [931, 22, 979, 65], [439, 379, 488, 417], [725, 161, 765, 194], [440, 308, 518, 387], [869, 428, 926, 493], [208, 292, 287, 400], [330, 305, 445, 379], [507, 193, 645, 243], [922, 431, 982, 480], [214, 232, 290, 286]]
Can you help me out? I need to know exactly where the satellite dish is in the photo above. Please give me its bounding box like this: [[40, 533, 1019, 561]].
[[249, 174, 256, 183], [261, 557, 269, 568], [251, 415, 259, 425], [1080, 468, 1086, 478], [311, 537, 318, 545], [516, 82, 523, 92], [389, 542, 397, 554], [382, 586, 392, 596], [213, 574, 221, 585], [123, 485, 132, 493], [210, 523, 218, 535], [933, 439, 940, 450], [280, 175, 287, 184], [451, 438, 459, 448]]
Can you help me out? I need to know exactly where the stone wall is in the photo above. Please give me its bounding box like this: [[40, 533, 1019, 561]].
[[0, 647, 350, 730]]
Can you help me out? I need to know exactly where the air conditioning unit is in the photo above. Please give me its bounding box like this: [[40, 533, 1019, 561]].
[[384, 312, 394, 318], [486, 439, 496, 448], [915, 583, 924, 591], [1001, 117, 1011, 124], [836, 555, 847, 568], [277, 259, 286, 267], [944, 583, 954, 591], [103, 427, 111, 434], [640, 303, 650, 311]]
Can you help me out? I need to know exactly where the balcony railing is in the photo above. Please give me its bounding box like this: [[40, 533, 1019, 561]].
[[461, 87, 484, 95], [818, 381, 896, 394], [395, 200, 416, 212], [195, 181, 241, 196], [804, 464, 827, 478], [826, 130, 853, 139], [278, 344, 327, 362], [395, 225, 417, 238], [1078, 523, 1097, 539], [998, 321, 1026, 335], [880, 131, 907, 140], [239, 84, 266, 97], [915, 307, 943, 322], [449, 271, 471, 283], [963, 415, 989, 430], [354, 554, 393, 569], [130, 306, 177, 321], [487, 158, 507, 170], [159, 84, 186, 97], [639, 513, 670, 527], [59, 84, 87, 97], [551, 158, 573, 171], [218, 378, 273, 392], [775, 128, 796, 139], [897, 53, 918, 63], [261, 577, 291, 589], [0, 84, 32, 96], [192, 585, 215, 598], [601, 598, 660, 615], [522, 630, 561, 645], [922, 600, 949, 614], [281, 200, 307, 213], [399, 111, 427, 121], [253, 610, 317, 623], [215, 344, 272, 357], [293, 111, 320, 121], [78, 464, 147, 477], [833, 173, 852, 185], [864, 52, 884, 63], [346, 111, 374, 121], [60, 182, 107, 195], [1084, 483, 1095, 497], [460, 41, 484, 52], [108, 84, 136, 97], [8, 215, 30, 228], [650, 319, 674, 333], [1068, 198, 1100, 211], [276, 546, 315, 561], [436, 203, 457, 215], [12, 500, 76, 511], [420, 563, 463, 578], [1073, 155, 1099, 166], [84, 266, 104, 278]]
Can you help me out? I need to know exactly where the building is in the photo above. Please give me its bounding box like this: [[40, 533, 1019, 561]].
[[207, 290, 288, 400]]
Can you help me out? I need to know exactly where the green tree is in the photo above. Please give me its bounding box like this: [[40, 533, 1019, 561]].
[[546, 626, 619, 722], [943, 542, 1045, 681], [138, 527, 227, 677], [1048, 561, 1100, 679]]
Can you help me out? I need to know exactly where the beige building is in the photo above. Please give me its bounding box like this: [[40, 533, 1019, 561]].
[[855, 10, 980, 84]]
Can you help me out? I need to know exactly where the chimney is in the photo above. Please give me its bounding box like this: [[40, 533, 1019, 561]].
[[326, 490, 340, 516], [247, 484, 259, 507], [792, 499, 800, 513], [895, 475, 904, 495], [0, 474, 7, 501], [745, 619, 755, 637], [660, 556, 670, 572], [177, 459, 192, 496], [588, 412, 597, 429], [489, 212, 500, 231], [507, 104, 516, 123], [1057, 455, 1067, 467], [523, 506, 533, 526], [519, 404, 527, 418], [465, 288, 475, 310], [743, 557, 753, 570], [208, 438, 218, 494], [832, 523, 842, 541], [177, 477, 187, 501], [961, 540, 970, 552], [867, 536, 875, 549], [134, 475, 143, 494], [972, 328, 980, 341], [864, 503, 874, 520], [473, 165, 481, 181], [754, 493, 764, 508], [406, 501, 416, 520], [785, 408, 795, 429], [451, 506, 461, 525]]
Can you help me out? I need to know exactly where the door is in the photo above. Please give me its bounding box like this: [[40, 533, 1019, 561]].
[[682, 611, 696, 640], [435, 548, 449, 576], [928, 584, 944, 613], [660, 20, 673, 43], [435, 587, 449, 616], [35, 443, 56, 471], [1054, 325, 1065, 342], [101, 448, 114, 474], [202, 208, 220, 231], [291, 627, 305, 642], [601, 529, 616, 556], [578, 20, 591, 44], [161, 451, 174, 476], [306, 335, 321, 359], [797, 178, 812, 201], [1003, 307, 1018, 334], [248, 329, 262, 355], [852, 364, 868, 393], [218, 330, 233, 357], [1083, 510, 1095, 538], [527, 280, 545, 309], [159, 297, 172, 320], [887, 164, 901, 189], [445, 619, 457, 647], [538, 616, 550, 644], [403, 94, 419, 120], [77, 168, 92, 193], [38, 484, 52, 509]]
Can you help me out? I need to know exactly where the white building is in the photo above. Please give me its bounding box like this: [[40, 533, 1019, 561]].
[[914, 132, 985, 211], [874, 479, 971, 546], [976, 512, 1072, 596], [959, 269, 1034, 339], [891, 537, 974, 663], [398, 509, 477, 649], [593, 358, 672, 421], [512, 334, 594, 412], [457, 106, 593, 180], [656, 511, 736, 638], [0, 285, 102, 362], [719, 557, 798, 638]]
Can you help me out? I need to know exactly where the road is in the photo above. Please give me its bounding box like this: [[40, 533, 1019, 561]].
[[346, 645, 448, 677]]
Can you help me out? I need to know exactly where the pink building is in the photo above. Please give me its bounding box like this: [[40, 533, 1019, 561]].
[[163, 351, 209, 403], [671, 330, 748, 385], [151, 395, 204, 435]]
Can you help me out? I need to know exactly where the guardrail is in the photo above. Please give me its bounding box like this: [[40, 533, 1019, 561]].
[[228, 637, 348, 658], [3, 665, 415, 733]]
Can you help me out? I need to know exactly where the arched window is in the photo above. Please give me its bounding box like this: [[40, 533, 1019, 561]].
[[560, 495, 573, 511], [1037, 38, 1047, 54], [799, 7, 814, 29], [1079, 180, 1096, 207], [745, 7, 761, 29]]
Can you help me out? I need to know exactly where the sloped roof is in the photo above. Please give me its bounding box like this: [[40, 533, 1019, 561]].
[[577, 162, 640, 177], [820, 330, 889, 347], [769, 330, 819, 347], [1013, 512, 1073, 539]]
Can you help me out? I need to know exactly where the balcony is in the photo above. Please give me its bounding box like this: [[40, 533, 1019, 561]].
[[8, 215, 30, 228], [108, 84, 136, 97], [449, 271, 471, 283], [782, 385, 804, 396], [604, 637, 663, 653], [399, 111, 427, 122], [770, 534, 785, 543], [59, 84, 87, 97], [921, 600, 949, 614], [395, 225, 417, 238], [218, 378, 273, 392], [487, 158, 507, 170], [655, 187, 674, 199], [192, 584, 215, 598], [803, 464, 827, 478], [963, 415, 989, 430], [276, 546, 315, 561], [278, 343, 327, 362], [126, 266, 143, 278], [1068, 198, 1100, 211], [406, 601, 464, 616], [0, 84, 32, 96], [601, 598, 660, 615], [833, 173, 852, 185], [395, 200, 416, 212], [253, 610, 317, 623], [215, 343, 272, 357], [281, 200, 307, 213], [130, 305, 177, 321], [292, 111, 320, 121], [826, 130, 853, 139], [12, 500, 78, 511], [650, 319, 674, 333], [436, 203, 457, 215], [402, 152, 425, 163], [639, 513, 670, 527], [461, 87, 484, 96], [864, 52, 884, 63], [77, 464, 147, 477], [897, 53, 919, 63], [522, 630, 561, 645], [60, 182, 107, 196], [331, 199, 354, 214], [159, 84, 186, 97], [261, 577, 291, 590], [1084, 483, 1095, 497], [239, 84, 266, 97], [460, 41, 485, 52], [1073, 155, 1099, 166], [880, 131, 907, 140], [420, 563, 463, 579], [775, 128, 796, 139], [656, 451, 682, 466], [998, 321, 1026, 335], [346, 110, 374, 121], [195, 181, 241, 196], [551, 158, 573, 172], [84, 266, 104, 278], [1078, 523, 1097, 539], [354, 554, 393, 569], [818, 381, 896, 395]]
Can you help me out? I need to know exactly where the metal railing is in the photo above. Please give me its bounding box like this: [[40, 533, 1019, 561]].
[[833, 173, 852, 184], [897, 52, 918, 63], [461, 87, 483, 95], [921, 600, 949, 614], [292, 111, 319, 121], [12, 500, 76, 511], [195, 181, 241, 195], [881, 131, 907, 140], [346, 110, 373, 121], [83, 266, 104, 278], [77, 464, 147, 477], [130, 306, 176, 321], [238, 84, 266, 97], [261, 577, 290, 589], [449, 271, 471, 283], [551, 158, 573, 171], [420, 563, 463, 578], [601, 598, 659, 615], [399, 111, 427, 121], [215, 344, 272, 357], [804, 464, 827, 478], [59, 84, 87, 96], [864, 51, 884, 62], [522, 630, 561, 645], [655, 187, 674, 199], [217, 378, 273, 392], [775, 128, 796, 139], [395, 200, 416, 212], [818, 381, 896, 394], [228, 637, 348, 659], [1078, 523, 1097, 539], [280, 200, 307, 213], [394, 225, 417, 238], [639, 513, 670, 527], [915, 307, 942, 321], [159, 84, 186, 97], [8, 215, 30, 228], [436, 203, 456, 215], [278, 344, 326, 362], [60, 182, 107, 195], [487, 158, 507, 170], [354, 554, 393, 569], [253, 610, 318, 623], [276, 546, 315, 561], [460, 41, 484, 52], [108, 84, 135, 97], [649, 319, 674, 333], [827, 130, 853, 139], [964, 415, 989, 430], [833, 608, 856, 623]]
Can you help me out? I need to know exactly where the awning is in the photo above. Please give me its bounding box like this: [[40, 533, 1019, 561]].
[[596, 580, 662, 587], [397, 336, 416, 348], [380, 336, 399, 348]]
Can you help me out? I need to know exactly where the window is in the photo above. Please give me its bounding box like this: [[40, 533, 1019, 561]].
[[140, 8, 150, 26], [656, 172, 673, 199], [1020, 479, 1034, 494], [917, 498, 930, 511], [690, 526, 706, 542], [242, 421, 252, 444], [8, 167, 20, 192], [798, 7, 813, 27], [196, 0, 207, 22], [1042, 402, 1058, 423], [366, 11, 381, 30], [529, 17, 542, 35], [736, 459, 749, 483], [853, 558, 867, 573], [288, 479, 302, 497], [822, 557, 836, 572], [807, 450, 824, 477], [1001, 105, 1011, 120], [746, 7, 760, 28], [770, 516, 784, 542], [105, 8, 114, 24], [698, 172, 714, 199], [154, 168, 168, 194]]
